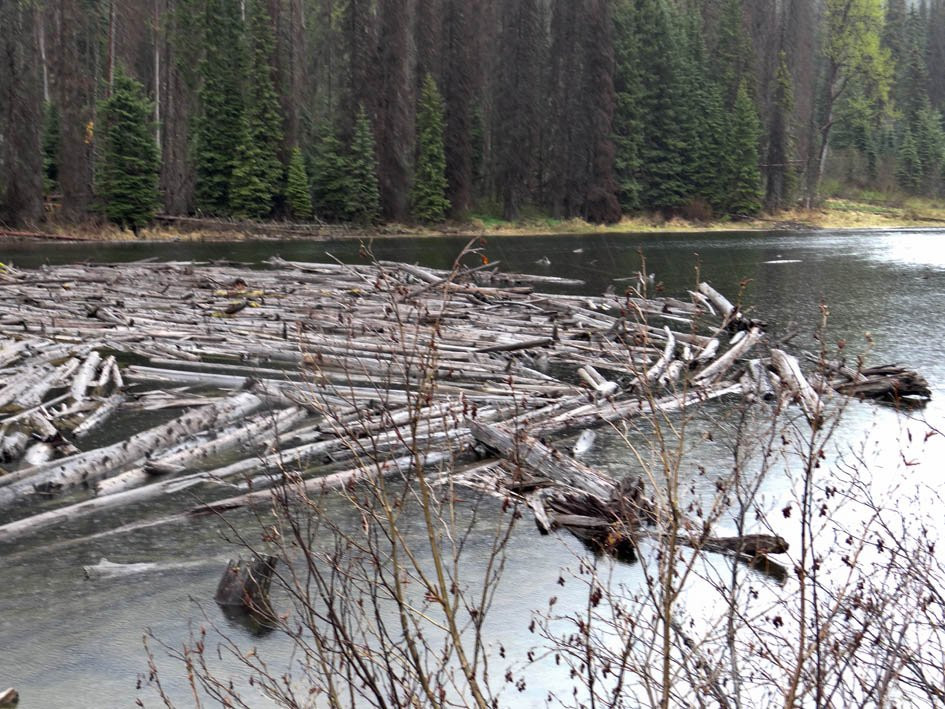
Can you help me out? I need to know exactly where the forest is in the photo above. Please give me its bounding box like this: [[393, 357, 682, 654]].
[[0, 0, 943, 230]]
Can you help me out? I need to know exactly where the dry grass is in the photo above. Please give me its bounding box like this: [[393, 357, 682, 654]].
[[6, 197, 944, 243]]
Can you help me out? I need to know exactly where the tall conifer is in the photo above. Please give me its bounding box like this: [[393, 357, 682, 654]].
[[411, 75, 450, 223], [194, 0, 245, 215], [347, 107, 381, 224], [722, 82, 763, 215], [285, 147, 313, 219], [96, 70, 160, 232], [229, 0, 284, 218]]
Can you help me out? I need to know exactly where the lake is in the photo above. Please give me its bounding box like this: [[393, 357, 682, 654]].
[[2, 228, 944, 706]]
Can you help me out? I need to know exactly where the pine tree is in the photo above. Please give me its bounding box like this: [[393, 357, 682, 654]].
[[229, 0, 284, 218], [346, 107, 381, 224], [634, 0, 690, 214], [612, 0, 643, 212], [411, 75, 451, 223], [312, 130, 350, 222], [722, 82, 763, 215], [194, 0, 245, 215], [285, 147, 313, 219], [96, 70, 160, 232], [913, 101, 945, 191], [897, 128, 923, 191]]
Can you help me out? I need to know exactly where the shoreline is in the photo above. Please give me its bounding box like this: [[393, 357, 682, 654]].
[[2, 199, 944, 244]]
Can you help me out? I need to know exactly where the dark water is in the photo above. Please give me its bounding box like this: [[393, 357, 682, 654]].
[[1, 229, 944, 706]]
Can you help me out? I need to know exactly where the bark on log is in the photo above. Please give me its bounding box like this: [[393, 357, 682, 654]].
[[0, 391, 263, 508]]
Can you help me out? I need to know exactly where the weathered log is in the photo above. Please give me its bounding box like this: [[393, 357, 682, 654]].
[[0, 687, 18, 707], [770, 349, 822, 425], [0, 391, 264, 508], [94, 405, 306, 495], [692, 327, 763, 385]]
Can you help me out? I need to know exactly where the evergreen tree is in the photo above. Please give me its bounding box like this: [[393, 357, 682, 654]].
[[634, 0, 690, 213], [229, 0, 284, 218], [612, 0, 643, 212], [285, 147, 313, 219], [713, 0, 753, 106], [913, 101, 945, 191], [897, 128, 922, 191], [411, 75, 450, 223], [96, 70, 160, 232], [312, 130, 350, 222], [346, 107, 381, 224], [722, 82, 763, 215], [194, 0, 245, 215]]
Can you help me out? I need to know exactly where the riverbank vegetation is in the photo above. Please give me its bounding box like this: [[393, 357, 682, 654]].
[[1, 0, 944, 235]]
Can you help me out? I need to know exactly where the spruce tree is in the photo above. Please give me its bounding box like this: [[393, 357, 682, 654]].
[[96, 70, 160, 232], [634, 0, 690, 214], [411, 75, 450, 223], [312, 130, 350, 222], [612, 0, 643, 212], [913, 101, 945, 191], [722, 82, 763, 216], [285, 147, 313, 219], [229, 0, 284, 219], [194, 0, 244, 215], [897, 128, 923, 191], [347, 107, 381, 224]]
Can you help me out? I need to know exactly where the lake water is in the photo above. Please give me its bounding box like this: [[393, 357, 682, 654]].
[[2, 228, 944, 706]]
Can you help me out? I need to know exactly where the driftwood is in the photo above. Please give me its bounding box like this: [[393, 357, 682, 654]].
[[0, 256, 928, 560], [214, 556, 278, 626], [466, 420, 788, 568], [0, 688, 17, 707]]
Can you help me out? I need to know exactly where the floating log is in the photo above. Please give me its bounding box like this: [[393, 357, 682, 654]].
[[771, 349, 822, 424], [0, 390, 263, 508], [0, 687, 18, 707], [0, 257, 929, 553], [463, 423, 787, 569]]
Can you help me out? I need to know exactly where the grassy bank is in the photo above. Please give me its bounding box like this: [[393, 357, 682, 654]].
[[4, 196, 945, 242]]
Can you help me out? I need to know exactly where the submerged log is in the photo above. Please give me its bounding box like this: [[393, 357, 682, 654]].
[[214, 556, 277, 623]]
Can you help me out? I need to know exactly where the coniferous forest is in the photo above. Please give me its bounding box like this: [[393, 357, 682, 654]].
[[1, 0, 943, 230]]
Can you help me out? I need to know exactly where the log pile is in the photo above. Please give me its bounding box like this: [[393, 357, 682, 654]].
[[0, 255, 929, 567]]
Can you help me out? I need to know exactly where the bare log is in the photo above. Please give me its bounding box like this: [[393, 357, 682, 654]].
[[0, 391, 264, 508], [770, 349, 822, 425]]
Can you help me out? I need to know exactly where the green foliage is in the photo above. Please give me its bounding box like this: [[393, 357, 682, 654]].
[[612, 0, 643, 212], [42, 102, 60, 195], [721, 82, 763, 215], [896, 128, 922, 191], [312, 130, 351, 222], [347, 107, 381, 224], [634, 0, 691, 213], [285, 147, 313, 219], [229, 0, 284, 219], [96, 70, 160, 232], [912, 101, 945, 190], [411, 75, 450, 223], [194, 0, 245, 215]]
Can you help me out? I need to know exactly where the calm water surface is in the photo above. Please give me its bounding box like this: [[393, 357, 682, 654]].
[[2, 229, 944, 706]]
